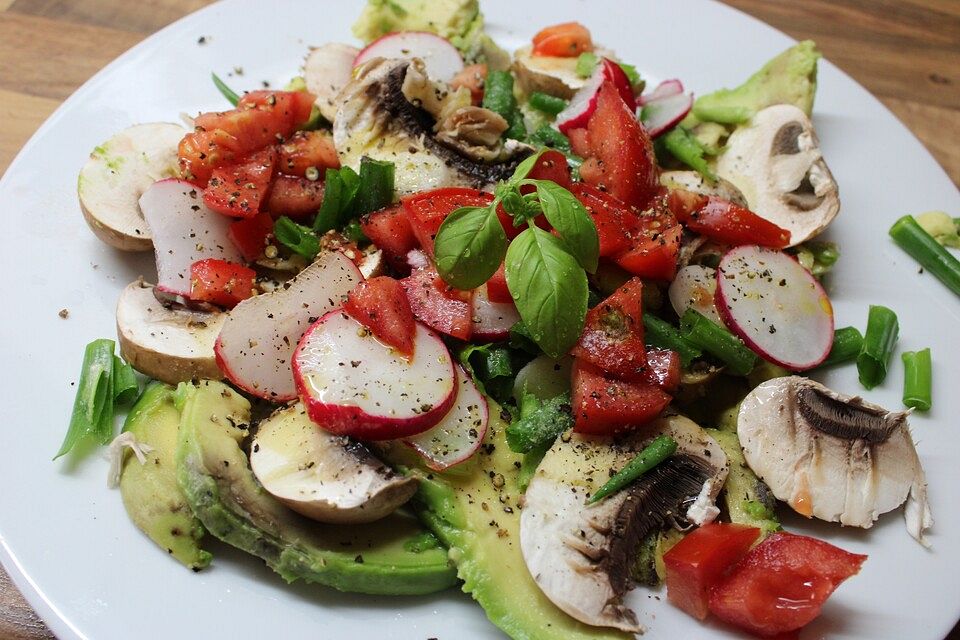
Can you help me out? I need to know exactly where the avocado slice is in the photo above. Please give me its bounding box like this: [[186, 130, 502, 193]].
[[119, 382, 211, 570], [383, 404, 631, 640], [708, 429, 781, 537], [174, 379, 457, 595]]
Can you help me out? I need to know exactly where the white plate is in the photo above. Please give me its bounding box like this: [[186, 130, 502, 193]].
[[1, 1, 958, 638]]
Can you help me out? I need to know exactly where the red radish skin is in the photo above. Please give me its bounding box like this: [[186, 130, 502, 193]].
[[471, 283, 520, 341], [354, 31, 464, 81], [404, 365, 488, 471], [716, 246, 834, 371], [293, 310, 456, 440], [637, 79, 684, 106], [556, 58, 634, 133], [640, 92, 693, 138]]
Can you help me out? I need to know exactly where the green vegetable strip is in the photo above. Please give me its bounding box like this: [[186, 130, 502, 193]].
[[662, 127, 717, 181], [857, 305, 899, 390], [482, 71, 516, 118], [342, 220, 368, 243], [505, 392, 574, 454], [355, 157, 395, 216], [820, 326, 864, 367], [56, 339, 116, 459], [889, 215, 960, 297], [112, 356, 139, 405], [313, 168, 344, 233], [679, 309, 757, 376], [274, 216, 320, 259], [902, 348, 932, 411], [575, 52, 599, 78], [587, 435, 677, 504], [529, 92, 568, 116], [529, 124, 573, 155], [642, 314, 702, 366], [211, 72, 240, 106]]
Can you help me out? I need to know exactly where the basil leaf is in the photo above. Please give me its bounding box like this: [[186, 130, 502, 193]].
[[434, 205, 508, 290], [505, 227, 588, 358], [527, 180, 599, 273], [504, 149, 545, 189]]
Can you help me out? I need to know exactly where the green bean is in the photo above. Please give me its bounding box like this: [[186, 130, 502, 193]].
[[56, 339, 115, 459], [355, 157, 395, 216], [529, 92, 568, 116], [642, 313, 702, 366], [587, 435, 677, 504], [820, 326, 864, 367], [889, 215, 960, 297], [680, 309, 757, 376], [662, 126, 717, 181], [482, 70, 517, 119], [902, 348, 932, 411], [857, 305, 899, 389], [211, 72, 240, 106], [529, 124, 571, 153]]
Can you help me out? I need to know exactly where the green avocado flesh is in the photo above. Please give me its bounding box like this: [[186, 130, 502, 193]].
[[383, 404, 631, 640], [709, 429, 780, 537], [119, 382, 211, 570], [174, 379, 457, 595]]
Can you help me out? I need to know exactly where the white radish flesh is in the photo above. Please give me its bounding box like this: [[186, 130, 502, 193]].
[[640, 92, 693, 138], [471, 284, 520, 340], [668, 265, 722, 325], [637, 79, 684, 106], [404, 366, 487, 471], [555, 66, 604, 134], [215, 251, 362, 401], [293, 311, 456, 440], [354, 32, 464, 82], [715, 245, 834, 370], [138, 178, 243, 296], [304, 43, 360, 122]]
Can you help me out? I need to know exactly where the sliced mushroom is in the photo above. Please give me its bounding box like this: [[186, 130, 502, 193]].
[[250, 403, 417, 524], [511, 45, 621, 99], [659, 170, 748, 207], [520, 415, 728, 632], [716, 104, 840, 246], [333, 57, 530, 195], [116, 280, 224, 384], [78, 123, 185, 251], [303, 43, 360, 123], [738, 376, 932, 545]]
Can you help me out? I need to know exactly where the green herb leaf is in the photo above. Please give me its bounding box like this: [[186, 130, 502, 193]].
[[505, 226, 588, 358], [458, 343, 523, 404], [274, 216, 320, 259], [211, 72, 240, 106], [434, 205, 508, 290], [504, 149, 545, 190], [526, 179, 599, 273]]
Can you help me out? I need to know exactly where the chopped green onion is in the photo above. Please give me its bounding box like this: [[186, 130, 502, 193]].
[[56, 339, 116, 459], [529, 92, 568, 116], [342, 220, 368, 243], [355, 157, 395, 216], [902, 348, 932, 411], [274, 216, 320, 259], [211, 72, 240, 106], [313, 166, 361, 233], [642, 313, 702, 366], [680, 309, 757, 376], [587, 435, 677, 504], [857, 305, 899, 389], [575, 52, 599, 78], [112, 356, 139, 405], [662, 126, 717, 181], [889, 215, 960, 297], [820, 326, 864, 367]]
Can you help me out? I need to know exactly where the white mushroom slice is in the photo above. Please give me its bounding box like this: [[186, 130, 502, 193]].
[[512, 45, 610, 99], [357, 249, 384, 279], [78, 123, 185, 251], [738, 376, 932, 545], [659, 170, 748, 207], [716, 104, 839, 246], [520, 415, 728, 632], [116, 280, 225, 384], [303, 43, 360, 123], [250, 403, 417, 524]]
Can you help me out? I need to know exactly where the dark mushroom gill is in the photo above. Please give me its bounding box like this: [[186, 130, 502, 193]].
[[796, 386, 904, 444]]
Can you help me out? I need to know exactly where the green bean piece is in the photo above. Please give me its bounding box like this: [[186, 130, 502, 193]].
[[575, 52, 599, 78], [587, 435, 678, 504], [112, 356, 139, 405], [889, 215, 960, 297], [902, 348, 932, 411], [662, 127, 717, 181], [211, 72, 240, 106], [857, 305, 899, 389], [56, 339, 116, 459], [274, 216, 320, 259], [482, 70, 517, 119], [529, 92, 568, 116], [820, 326, 864, 367], [680, 309, 757, 376], [642, 313, 702, 366], [355, 157, 395, 216]]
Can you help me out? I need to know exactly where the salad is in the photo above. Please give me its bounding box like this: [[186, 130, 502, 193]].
[[57, 0, 960, 637]]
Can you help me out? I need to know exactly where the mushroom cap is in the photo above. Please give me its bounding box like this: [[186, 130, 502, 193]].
[[511, 45, 590, 100], [78, 123, 185, 251], [116, 280, 224, 384], [716, 104, 840, 246], [304, 42, 360, 123]]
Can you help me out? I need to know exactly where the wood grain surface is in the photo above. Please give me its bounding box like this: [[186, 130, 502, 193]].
[[0, 1, 957, 638]]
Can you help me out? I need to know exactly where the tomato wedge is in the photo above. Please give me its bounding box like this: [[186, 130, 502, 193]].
[[360, 204, 419, 269], [531, 21, 593, 57], [228, 212, 274, 262], [203, 147, 277, 218], [663, 523, 762, 621], [571, 278, 648, 379], [344, 277, 416, 358], [402, 187, 494, 255], [642, 348, 681, 392], [189, 259, 256, 308], [570, 183, 638, 257], [265, 175, 325, 219], [277, 130, 340, 177], [486, 262, 511, 304], [571, 360, 672, 435], [401, 266, 474, 341], [526, 149, 572, 189], [567, 127, 590, 158], [709, 532, 867, 637], [450, 63, 488, 105], [667, 191, 792, 248], [613, 203, 682, 281], [236, 90, 315, 131]]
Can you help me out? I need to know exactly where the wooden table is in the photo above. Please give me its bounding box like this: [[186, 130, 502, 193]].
[[0, 1, 957, 638]]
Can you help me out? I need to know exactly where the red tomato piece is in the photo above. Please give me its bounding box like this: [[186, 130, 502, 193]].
[[402, 187, 494, 255], [277, 130, 340, 177], [567, 128, 591, 158], [265, 175, 325, 219], [663, 523, 762, 621], [569, 183, 638, 257], [531, 21, 593, 57], [401, 266, 474, 340], [450, 63, 488, 105], [614, 203, 682, 281], [486, 262, 512, 304], [642, 348, 681, 392], [526, 149, 572, 189], [571, 360, 672, 435], [203, 147, 277, 218], [344, 276, 417, 358], [178, 128, 243, 186], [360, 204, 419, 268], [189, 259, 256, 308], [571, 278, 648, 378], [228, 212, 274, 262], [236, 90, 316, 131], [582, 82, 659, 209], [668, 191, 792, 248], [709, 532, 867, 637]]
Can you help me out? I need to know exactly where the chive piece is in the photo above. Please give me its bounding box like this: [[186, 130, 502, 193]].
[[587, 435, 677, 504], [902, 348, 932, 411], [820, 326, 864, 367], [857, 305, 899, 389], [889, 215, 960, 297], [662, 126, 717, 181], [642, 313, 702, 366], [680, 309, 757, 376], [355, 157, 395, 216], [274, 216, 320, 259], [211, 72, 240, 106], [575, 52, 599, 78], [56, 339, 116, 459], [112, 356, 139, 405], [529, 92, 568, 116]]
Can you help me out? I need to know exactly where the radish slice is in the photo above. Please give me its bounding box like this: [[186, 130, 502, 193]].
[[215, 251, 362, 401], [640, 91, 693, 138], [404, 365, 488, 471], [715, 246, 834, 371], [138, 179, 243, 296], [471, 283, 520, 341], [556, 58, 634, 134], [354, 31, 464, 82], [668, 265, 722, 325], [637, 79, 684, 106], [293, 310, 457, 440]]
